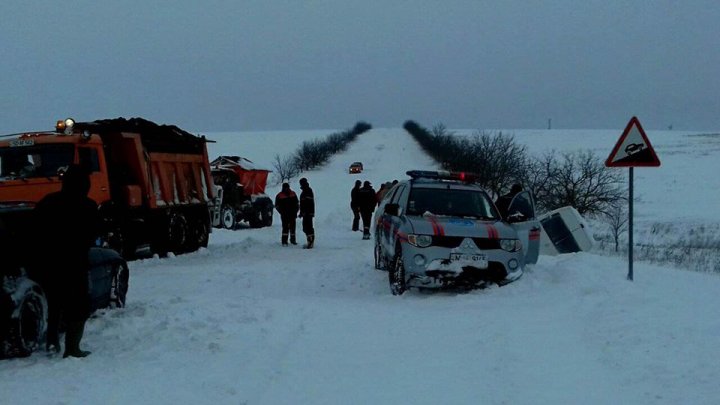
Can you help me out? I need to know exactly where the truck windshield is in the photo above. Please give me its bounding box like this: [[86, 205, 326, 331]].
[[406, 187, 499, 220], [0, 144, 75, 179]]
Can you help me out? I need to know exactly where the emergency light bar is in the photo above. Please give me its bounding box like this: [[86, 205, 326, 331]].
[[405, 170, 478, 182]]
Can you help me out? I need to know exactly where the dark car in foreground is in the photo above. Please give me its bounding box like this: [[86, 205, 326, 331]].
[[374, 170, 540, 295], [1, 247, 128, 359]]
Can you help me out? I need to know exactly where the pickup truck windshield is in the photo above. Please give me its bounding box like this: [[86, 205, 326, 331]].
[[406, 187, 499, 220], [0, 144, 75, 179]]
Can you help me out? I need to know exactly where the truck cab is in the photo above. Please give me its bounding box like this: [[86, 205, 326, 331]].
[[0, 125, 110, 208]]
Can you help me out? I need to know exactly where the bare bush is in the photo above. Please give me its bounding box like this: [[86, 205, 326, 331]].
[[604, 200, 629, 252], [271, 153, 300, 184], [537, 150, 625, 216], [522, 151, 560, 210], [293, 139, 329, 171], [464, 131, 529, 198]]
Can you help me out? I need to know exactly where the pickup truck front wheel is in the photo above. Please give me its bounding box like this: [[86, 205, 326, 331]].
[[389, 251, 407, 296]]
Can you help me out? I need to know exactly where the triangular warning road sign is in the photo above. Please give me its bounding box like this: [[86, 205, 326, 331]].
[[606, 116, 661, 167]]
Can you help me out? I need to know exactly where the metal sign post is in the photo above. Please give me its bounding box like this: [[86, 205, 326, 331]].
[[605, 117, 660, 281], [628, 167, 633, 281]]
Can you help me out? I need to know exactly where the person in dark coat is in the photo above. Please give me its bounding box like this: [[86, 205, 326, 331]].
[[495, 183, 523, 220], [357, 181, 376, 239], [33, 164, 99, 358], [298, 177, 315, 248], [275, 183, 299, 246], [350, 180, 361, 231]]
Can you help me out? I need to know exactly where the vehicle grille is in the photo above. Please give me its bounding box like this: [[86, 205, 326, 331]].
[[472, 238, 501, 249], [432, 236, 463, 248], [431, 236, 500, 249]]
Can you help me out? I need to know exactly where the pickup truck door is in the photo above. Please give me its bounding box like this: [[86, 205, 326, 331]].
[[506, 191, 541, 265], [381, 185, 406, 254]]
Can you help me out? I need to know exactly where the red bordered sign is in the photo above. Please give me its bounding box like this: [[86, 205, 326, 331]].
[[605, 116, 661, 167]]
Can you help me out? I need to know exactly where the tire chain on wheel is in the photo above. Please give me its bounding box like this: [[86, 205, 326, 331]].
[[389, 254, 407, 295]]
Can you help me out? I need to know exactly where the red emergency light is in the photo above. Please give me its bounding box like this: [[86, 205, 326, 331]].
[[405, 170, 479, 183]]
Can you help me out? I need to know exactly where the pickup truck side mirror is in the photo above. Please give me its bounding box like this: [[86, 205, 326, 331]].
[[384, 203, 399, 216]]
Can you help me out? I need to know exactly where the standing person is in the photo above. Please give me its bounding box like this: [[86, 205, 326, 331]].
[[495, 183, 523, 220], [357, 180, 376, 240], [275, 182, 299, 246], [298, 177, 315, 249], [33, 164, 99, 358], [376, 181, 394, 206], [350, 180, 361, 231], [375, 183, 387, 207]]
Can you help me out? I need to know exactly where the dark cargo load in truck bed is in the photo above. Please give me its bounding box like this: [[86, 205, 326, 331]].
[[74, 117, 207, 154]]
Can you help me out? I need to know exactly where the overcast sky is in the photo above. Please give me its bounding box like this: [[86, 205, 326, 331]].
[[1, 0, 718, 133]]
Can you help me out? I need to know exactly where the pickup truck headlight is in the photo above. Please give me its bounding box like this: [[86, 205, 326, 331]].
[[500, 239, 522, 252], [408, 234, 432, 248]]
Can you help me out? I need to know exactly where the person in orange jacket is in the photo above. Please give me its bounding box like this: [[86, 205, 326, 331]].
[[275, 183, 299, 245]]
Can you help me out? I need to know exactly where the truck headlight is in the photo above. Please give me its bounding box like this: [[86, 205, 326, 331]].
[[408, 234, 432, 248], [500, 239, 522, 252]]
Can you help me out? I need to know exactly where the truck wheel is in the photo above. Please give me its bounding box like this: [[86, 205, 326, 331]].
[[185, 216, 210, 252], [167, 212, 188, 254], [109, 262, 129, 309], [248, 212, 263, 228], [263, 206, 274, 227], [221, 205, 236, 229], [4, 281, 47, 358], [250, 198, 273, 228], [197, 218, 210, 248]]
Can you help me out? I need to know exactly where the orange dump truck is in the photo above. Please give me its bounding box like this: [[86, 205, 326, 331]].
[[0, 117, 216, 258]]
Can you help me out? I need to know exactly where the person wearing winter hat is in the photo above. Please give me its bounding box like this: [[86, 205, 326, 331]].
[[298, 178, 315, 248], [357, 180, 376, 239], [275, 182, 299, 246], [350, 180, 361, 231], [494, 183, 523, 219], [33, 164, 99, 358]]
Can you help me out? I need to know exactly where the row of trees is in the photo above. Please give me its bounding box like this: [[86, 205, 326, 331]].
[[272, 122, 372, 183], [403, 120, 629, 250]]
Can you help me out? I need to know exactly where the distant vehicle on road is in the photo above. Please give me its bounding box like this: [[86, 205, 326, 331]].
[[349, 162, 363, 174]]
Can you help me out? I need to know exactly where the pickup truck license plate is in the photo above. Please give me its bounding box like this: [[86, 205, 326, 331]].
[[450, 253, 488, 268]]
